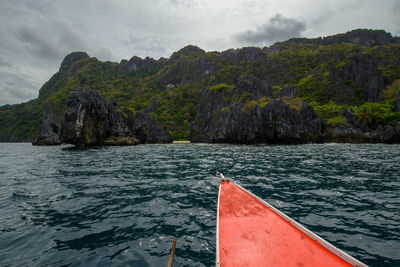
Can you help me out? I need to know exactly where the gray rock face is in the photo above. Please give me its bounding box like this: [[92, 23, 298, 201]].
[[328, 53, 388, 104], [322, 29, 396, 47], [278, 86, 298, 98], [107, 98, 132, 137], [342, 108, 368, 131], [190, 75, 325, 144], [32, 104, 61, 146], [164, 56, 218, 85], [283, 29, 397, 47], [381, 123, 400, 143], [350, 29, 396, 46], [236, 75, 274, 99], [60, 87, 135, 146], [395, 91, 400, 112], [169, 45, 205, 62], [125, 110, 173, 143], [57, 87, 172, 146], [39, 52, 90, 98], [190, 57, 218, 81], [342, 108, 354, 124], [159, 45, 218, 85], [59, 52, 89, 72], [118, 56, 159, 73], [350, 53, 387, 102], [326, 127, 380, 143], [221, 47, 266, 64], [332, 108, 400, 143]]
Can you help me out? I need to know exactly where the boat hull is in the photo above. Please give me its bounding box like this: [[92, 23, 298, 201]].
[[216, 181, 365, 267]]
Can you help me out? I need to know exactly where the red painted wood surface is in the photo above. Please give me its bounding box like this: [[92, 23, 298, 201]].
[[218, 182, 355, 267]]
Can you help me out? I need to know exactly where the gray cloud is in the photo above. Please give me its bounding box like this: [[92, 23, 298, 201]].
[[0, 0, 398, 105], [126, 33, 170, 59], [4, 86, 36, 101], [0, 57, 13, 68], [0, 71, 38, 105], [234, 14, 306, 45], [392, 1, 400, 35], [15, 20, 114, 63], [168, 0, 198, 8], [17, 26, 61, 61], [0, 0, 117, 104]]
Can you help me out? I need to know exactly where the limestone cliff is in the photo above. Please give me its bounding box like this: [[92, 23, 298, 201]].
[[32, 104, 61, 145], [190, 75, 325, 144], [191, 74, 400, 144], [60, 87, 137, 146], [59, 87, 172, 146]]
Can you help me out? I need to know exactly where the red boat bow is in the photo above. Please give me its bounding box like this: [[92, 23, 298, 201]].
[[216, 181, 366, 267]]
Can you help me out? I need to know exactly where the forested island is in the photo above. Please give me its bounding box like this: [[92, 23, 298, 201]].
[[1, 29, 400, 146]]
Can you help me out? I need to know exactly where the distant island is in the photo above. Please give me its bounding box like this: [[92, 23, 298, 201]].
[[1, 29, 400, 146]]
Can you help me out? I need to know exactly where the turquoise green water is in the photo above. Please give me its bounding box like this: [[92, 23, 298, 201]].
[[0, 143, 399, 266]]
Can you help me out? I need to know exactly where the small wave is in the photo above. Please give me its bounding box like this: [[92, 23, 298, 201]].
[[1, 143, 399, 266], [12, 189, 38, 199]]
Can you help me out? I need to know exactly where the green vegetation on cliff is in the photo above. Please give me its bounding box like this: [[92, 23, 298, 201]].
[[1, 29, 400, 141]]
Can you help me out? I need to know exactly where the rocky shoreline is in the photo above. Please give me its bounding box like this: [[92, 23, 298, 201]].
[[33, 87, 172, 147], [33, 82, 400, 147], [190, 75, 400, 145], [21, 29, 399, 147]]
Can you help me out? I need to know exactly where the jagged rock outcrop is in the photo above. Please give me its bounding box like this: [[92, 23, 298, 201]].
[[169, 45, 205, 62], [60, 87, 138, 146], [221, 47, 266, 64], [325, 108, 400, 143], [342, 108, 368, 131], [325, 108, 377, 143], [59, 52, 90, 72], [118, 56, 159, 73], [278, 85, 298, 98], [32, 104, 61, 145], [284, 29, 398, 47], [325, 127, 380, 143], [270, 29, 399, 55], [190, 56, 218, 81], [349, 53, 389, 102], [125, 110, 173, 143], [326, 108, 372, 142], [395, 91, 400, 112], [381, 123, 400, 143], [321, 29, 398, 47], [38, 52, 90, 99], [325, 53, 389, 105], [59, 86, 172, 146], [191, 75, 325, 143], [236, 75, 274, 99], [162, 45, 217, 85], [2, 30, 399, 144]]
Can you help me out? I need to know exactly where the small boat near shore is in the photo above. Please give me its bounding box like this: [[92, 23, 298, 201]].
[[216, 179, 366, 266]]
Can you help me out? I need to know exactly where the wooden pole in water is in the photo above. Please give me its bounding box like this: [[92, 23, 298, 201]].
[[167, 238, 177, 267]]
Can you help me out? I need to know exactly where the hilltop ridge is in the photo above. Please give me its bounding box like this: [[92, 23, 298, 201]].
[[1, 29, 400, 143]]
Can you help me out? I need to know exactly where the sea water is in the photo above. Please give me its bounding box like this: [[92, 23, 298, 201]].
[[0, 143, 399, 266]]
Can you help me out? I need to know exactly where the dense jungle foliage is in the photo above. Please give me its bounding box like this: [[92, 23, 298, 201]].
[[1, 29, 399, 141]]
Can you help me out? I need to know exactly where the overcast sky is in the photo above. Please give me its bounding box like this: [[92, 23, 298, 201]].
[[0, 0, 399, 105]]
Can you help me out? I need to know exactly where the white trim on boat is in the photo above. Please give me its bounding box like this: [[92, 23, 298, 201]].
[[215, 183, 221, 267], [234, 183, 367, 267]]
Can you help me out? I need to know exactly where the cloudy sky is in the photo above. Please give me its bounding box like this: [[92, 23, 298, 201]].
[[0, 0, 399, 105]]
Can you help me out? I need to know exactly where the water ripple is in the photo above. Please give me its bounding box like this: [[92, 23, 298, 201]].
[[0, 143, 399, 266]]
